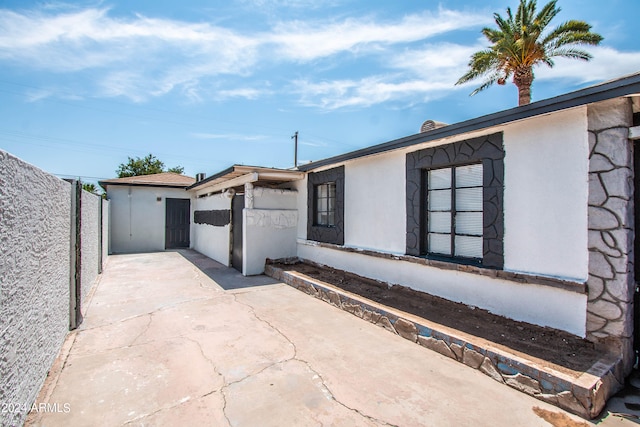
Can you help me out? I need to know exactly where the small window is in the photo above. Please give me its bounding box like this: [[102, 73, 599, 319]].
[[315, 182, 336, 226], [426, 163, 483, 260]]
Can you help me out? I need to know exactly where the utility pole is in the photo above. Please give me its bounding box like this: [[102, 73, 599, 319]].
[[292, 131, 298, 168]]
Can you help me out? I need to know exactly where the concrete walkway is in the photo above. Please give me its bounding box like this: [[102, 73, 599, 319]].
[[25, 251, 625, 426]]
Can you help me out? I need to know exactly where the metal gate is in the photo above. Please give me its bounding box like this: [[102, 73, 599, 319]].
[[165, 198, 191, 249], [231, 194, 244, 273]]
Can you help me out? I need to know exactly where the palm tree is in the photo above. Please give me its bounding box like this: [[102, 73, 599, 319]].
[[456, 0, 603, 106]]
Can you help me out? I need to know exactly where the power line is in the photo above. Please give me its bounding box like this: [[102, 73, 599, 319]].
[[53, 173, 110, 181]]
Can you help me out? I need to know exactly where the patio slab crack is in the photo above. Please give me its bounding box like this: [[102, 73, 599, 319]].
[[229, 294, 396, 427]]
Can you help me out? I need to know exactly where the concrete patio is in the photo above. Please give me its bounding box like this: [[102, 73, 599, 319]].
[[24, 250, 634, 426]]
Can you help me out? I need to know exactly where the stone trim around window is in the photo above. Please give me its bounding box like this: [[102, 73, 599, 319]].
[[406, 132, 505, 269], [307, 166, 345, 245]]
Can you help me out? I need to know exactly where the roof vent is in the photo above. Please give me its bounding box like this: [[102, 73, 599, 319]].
[[420, 120, 448, 133], [195, 173, 206, 182]]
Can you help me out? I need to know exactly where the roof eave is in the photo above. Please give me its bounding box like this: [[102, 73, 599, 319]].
[[99, 181, 192, 189]]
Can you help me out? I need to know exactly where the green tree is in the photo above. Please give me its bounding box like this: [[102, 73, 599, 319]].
[[116, 154, 184, 178], [82, 182, 99, 194], [167, 165, 185, 174], [455, 0, 603, 106], [82, 182, 107, 199]]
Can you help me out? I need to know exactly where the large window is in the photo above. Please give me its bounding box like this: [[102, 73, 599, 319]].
[[427, 164, 483, 260], [406, 132, 504, 269], [315, 182, 336, 226]]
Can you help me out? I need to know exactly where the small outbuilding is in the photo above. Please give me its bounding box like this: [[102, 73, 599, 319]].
[[100, 172, 195, 253]]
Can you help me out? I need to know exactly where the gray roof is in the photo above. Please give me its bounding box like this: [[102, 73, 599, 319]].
[[298, 71, 640, 172]]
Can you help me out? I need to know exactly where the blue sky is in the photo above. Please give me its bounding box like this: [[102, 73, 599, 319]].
[[1, 0, 639, 186]]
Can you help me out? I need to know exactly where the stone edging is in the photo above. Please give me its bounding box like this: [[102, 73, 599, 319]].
[[265, 263, 622, 419], [298, 240, 586, 294]]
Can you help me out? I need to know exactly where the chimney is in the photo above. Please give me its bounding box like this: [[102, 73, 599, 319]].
[[196, 173, 206, 182]]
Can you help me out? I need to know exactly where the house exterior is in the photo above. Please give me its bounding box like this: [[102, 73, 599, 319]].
[[187, 165, 304, 275], [289, 72, 640, 379], [186, 72, 640, 378], [100, 173, 195, 253], [103, 72, 640, 383]]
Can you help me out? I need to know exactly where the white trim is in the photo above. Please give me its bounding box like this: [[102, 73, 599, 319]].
[[195, 172, 258, 197]]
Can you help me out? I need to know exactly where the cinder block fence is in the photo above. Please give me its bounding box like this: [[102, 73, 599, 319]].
[[0, 150, 109, 427]]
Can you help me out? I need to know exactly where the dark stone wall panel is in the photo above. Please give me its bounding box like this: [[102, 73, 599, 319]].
[[406, 132, 504, 269], [307, 166, 345, 245], [194, 209, 231, 227]]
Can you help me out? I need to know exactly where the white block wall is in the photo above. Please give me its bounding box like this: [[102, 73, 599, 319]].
[[81, 190, 101, 304], [102, 199, 109, 266]]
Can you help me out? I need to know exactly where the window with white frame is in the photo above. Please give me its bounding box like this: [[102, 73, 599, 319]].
[[427, 163, 483, 260]]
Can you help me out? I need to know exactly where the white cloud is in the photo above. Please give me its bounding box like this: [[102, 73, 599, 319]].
[[267, 9, 489, 61], [535, 46, 640, 83], [293, 76, 452, 110], [0, 7, 259, 101], [0, 5, 488, 102], [291, 42, 482, 109], [216, 87, 270, 100], [236, 0, 341, 10], [1, 5, 639, 108]]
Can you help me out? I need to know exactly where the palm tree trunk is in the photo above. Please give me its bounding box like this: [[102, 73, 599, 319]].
[[513, 66, 534, 106]]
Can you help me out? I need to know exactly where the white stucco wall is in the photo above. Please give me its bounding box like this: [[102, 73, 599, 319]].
[[344, 151, 406, 253], [244, 188, 299, 275], [192, 193, 231, 266], [503, 108, 589, 281], [244, 209, 298, 275], [108, 186, 192, 253], [253, 186, 298, 209], [296, 106, 591, 336], [298, 242, 587, 336], [0, 150, 72, 427], [81, 190, 101, 303]]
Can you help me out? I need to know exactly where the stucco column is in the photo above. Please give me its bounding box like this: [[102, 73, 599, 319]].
[[245, 182, 254, 209], [586, 98, 635, 375]]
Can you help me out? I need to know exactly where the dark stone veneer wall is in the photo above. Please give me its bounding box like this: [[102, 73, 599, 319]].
[[406, 132, 505, 269], [586, 98, 635, 375], [307, 166, 345, 245]]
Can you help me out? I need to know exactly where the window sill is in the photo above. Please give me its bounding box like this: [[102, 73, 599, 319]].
[[297, 239, 586, 294]]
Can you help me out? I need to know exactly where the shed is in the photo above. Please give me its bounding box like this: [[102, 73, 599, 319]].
[[100, 173, 195, 253]]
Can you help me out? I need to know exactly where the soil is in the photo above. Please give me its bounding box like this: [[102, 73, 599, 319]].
[[273, 261, 603, 373]]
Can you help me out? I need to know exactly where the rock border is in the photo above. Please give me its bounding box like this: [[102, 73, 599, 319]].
[[265, 262, 623, 419]]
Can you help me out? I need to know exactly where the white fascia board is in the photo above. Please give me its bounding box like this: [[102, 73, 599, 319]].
[[258, 171, 305, 181], [195, 172, 259, 197]]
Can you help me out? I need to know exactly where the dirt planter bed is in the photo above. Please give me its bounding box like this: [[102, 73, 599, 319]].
[[265, 259, 624, 419]]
